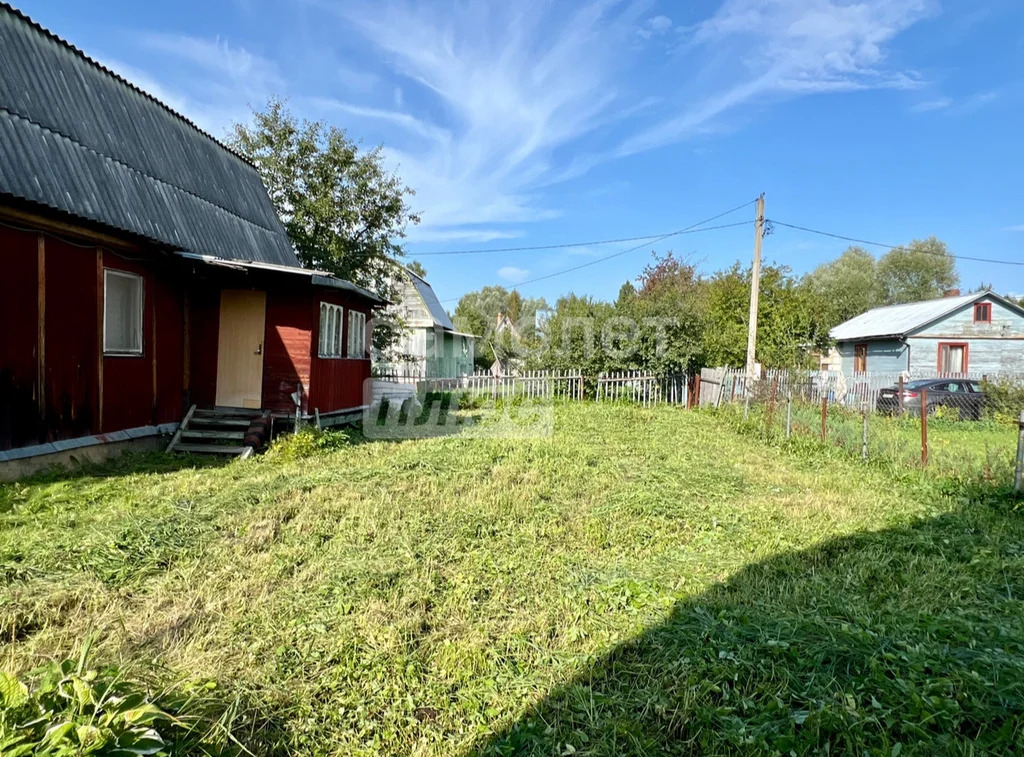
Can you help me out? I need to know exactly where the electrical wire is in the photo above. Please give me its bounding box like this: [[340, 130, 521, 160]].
[[437, 199, 760, 302], [769, 219, 1024, 268], [420, 198, 758, 257]]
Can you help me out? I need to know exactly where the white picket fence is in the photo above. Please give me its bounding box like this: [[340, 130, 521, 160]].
[[375, 370, 584, 401], [595, 371, 689, 407]]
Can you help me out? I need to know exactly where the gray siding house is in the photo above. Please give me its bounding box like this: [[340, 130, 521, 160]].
[[830, 291, 1024, 375], [378, 269, 476, 378]]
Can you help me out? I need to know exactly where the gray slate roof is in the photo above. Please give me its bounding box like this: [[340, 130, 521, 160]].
[[830, 291, 988, 341], [0, 3, 300, 267], [408, 270, 455, 330]]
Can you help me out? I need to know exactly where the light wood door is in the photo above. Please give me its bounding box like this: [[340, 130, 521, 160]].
[[215, 290, 266, 408]]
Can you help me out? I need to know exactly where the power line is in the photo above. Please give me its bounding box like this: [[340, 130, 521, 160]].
[[770, 219, 1024, 268], [419, 231, 692, 256], [421, 198, 758, 257], [438, 198, 758, 303]]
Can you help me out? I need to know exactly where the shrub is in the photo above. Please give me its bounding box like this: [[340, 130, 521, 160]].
[[0, 651, 233, 755], [982, 378, 1024, 423], [266, 426, 356, 460]]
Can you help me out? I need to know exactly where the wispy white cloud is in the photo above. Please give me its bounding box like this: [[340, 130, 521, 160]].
[[405, 228, 523, 244], [637, 14, 673, 39], [911, 96, 953, 112], [497, 266, 531, 283], [911, 89, 999, 115], [110, 0, 935, 244], [617, 0, 934, 156]]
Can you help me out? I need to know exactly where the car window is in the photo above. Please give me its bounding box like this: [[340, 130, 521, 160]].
[[969, 382, 984, 393], [905, 380, 934, 390], [946, 383, 960, 393]]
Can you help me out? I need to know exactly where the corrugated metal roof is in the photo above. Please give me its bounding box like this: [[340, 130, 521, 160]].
[[829, 292, 984, 341], [408, 270, 455, 330], [0, 3, 300, 267], [176, 252, 387, 304]]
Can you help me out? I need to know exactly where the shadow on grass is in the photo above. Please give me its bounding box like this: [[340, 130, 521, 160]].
[[471, 501, 1024, 755], [0, 450, 232, 494]]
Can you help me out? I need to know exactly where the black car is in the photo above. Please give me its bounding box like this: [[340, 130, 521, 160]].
[[876, 378, 985, 419]]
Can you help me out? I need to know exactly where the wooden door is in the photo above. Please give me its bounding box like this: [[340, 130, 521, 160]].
[[215, 290, 266, 408]]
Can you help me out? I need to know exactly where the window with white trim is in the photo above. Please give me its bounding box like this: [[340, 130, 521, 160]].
[[319, 302, 344, 357], [348, 310, 366, 358], [103, 269, 144, 355]]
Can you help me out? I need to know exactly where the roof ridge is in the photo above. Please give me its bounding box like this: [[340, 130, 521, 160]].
[[0, 106, 292, 247], [0, 1, 257, 170]]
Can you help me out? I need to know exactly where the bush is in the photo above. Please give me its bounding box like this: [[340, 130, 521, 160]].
[[982, 378, 1024, 423], [266, 426, 356, 460], [0, 652, 233, 755]]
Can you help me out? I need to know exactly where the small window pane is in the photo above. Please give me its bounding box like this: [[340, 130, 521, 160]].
[[104, 270, 143, 354], [348, 311, 365, 358], [319, 303, 345, 357]]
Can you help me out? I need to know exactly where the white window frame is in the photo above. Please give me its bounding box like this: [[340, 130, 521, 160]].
[[347, 310, 366, 358], [319, 302, 344, 358], [103, 269, 144, 356]]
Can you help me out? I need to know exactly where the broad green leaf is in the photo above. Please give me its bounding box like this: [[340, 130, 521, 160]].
[[0, 673, 28, 709]]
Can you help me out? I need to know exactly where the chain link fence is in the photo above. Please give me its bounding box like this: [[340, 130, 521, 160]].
[[700, 367, 1024, 489]]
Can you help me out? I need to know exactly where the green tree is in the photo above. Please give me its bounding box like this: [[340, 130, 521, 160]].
[[876, 237, 959, 305], [453, 286, 549, 368], [230, 99, 419, 296], [629, 253, 706, 374], [703, 263, 827, 369], [406, 260, 428, 278], [804, 246, 879, 329]]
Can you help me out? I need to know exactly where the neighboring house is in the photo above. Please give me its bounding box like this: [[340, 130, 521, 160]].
[[830, 291, 1024, 375], [380, 269, 475, 378], [0, 3, 383, 472], [490, 313, 522, 376]]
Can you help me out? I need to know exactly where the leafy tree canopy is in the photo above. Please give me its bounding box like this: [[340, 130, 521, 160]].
[[230, 98, 419, 298], [876, 237, 959, 305]]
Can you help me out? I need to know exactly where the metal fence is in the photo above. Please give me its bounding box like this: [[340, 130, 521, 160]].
[[699, 366, 1024, 489]]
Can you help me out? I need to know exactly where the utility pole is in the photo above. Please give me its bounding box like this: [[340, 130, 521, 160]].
[[746, 193, 765, 379]]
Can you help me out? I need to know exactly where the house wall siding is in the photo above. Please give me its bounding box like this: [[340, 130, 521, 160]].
[[908, 298, 1024, 374], [308, 290, 371, 413], [0, 225, 41, 448], [262, 290, 313, 414], [837, 339, 908, 374], [1, 214, 190, 450]]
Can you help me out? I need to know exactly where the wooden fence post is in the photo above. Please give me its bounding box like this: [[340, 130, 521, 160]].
[[785, 388, 792, 439], [694, 373, 701, 408], [820, 395, 828, 443], [920, 388, 929, 466], [1014, 410, 1024, 494], [898, 374, 905, 416], [861, 403, 869, 460]]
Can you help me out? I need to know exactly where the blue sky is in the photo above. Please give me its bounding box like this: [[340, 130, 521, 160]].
[[20, 0, 1024, 306]]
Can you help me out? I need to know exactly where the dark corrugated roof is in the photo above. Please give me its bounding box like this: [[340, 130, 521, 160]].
[[0, 2, 300, 267], [408, 270, 455, 330]]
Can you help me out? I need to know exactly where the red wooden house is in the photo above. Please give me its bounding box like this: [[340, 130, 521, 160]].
[[0, 3, 383, 476]]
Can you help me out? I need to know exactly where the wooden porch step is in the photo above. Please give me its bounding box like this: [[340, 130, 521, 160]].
[[189, 417, 253, 428], [193, 407, 263, 419], [173, 443, 250, 455], [180, 429, 246, 441]]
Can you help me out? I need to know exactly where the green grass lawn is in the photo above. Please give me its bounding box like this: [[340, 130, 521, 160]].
[[2, 403, 1022, 755]]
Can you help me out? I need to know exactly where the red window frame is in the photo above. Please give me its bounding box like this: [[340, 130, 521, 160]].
[[853, 343, 868, 373], [973, 302, 992, 323], [937, 342, 969, 374]]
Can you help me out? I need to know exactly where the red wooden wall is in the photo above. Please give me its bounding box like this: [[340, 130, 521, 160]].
[[187, 285, 221, 409], [262, 290, 313, 413], [0, 226, 40, 448], [307, 290, 372, 413], [0, 216, 188, 449], [44, 236, 98, 439]]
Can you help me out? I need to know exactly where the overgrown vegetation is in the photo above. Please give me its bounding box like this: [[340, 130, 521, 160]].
[[2, 404, 1022, 754]]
